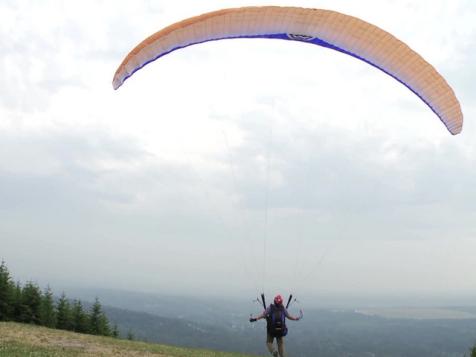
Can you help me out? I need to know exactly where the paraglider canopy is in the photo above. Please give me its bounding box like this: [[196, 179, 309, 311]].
[[112, 6, 463, 135]]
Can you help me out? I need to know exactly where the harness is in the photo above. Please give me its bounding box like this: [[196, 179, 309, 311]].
[[266, 304, 288, 337]]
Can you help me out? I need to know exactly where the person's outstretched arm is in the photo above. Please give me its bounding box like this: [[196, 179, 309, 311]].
[[285, 308, 303, 321], [249, 307, 269, 322]]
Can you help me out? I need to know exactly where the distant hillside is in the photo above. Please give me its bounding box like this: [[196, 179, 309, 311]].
[[0, 322, 257, 357], [100, 303, 255, 352], [63, 289, 265, 355]]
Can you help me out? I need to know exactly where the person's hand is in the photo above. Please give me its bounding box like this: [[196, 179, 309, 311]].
[[249, 317, 257, 322]]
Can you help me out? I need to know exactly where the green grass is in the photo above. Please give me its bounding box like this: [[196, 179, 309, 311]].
[[0, 341, 81, 357], [0, 322, 258, 357]]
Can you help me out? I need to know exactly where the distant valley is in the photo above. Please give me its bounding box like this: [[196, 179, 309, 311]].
[[66, 288, 476, 357]]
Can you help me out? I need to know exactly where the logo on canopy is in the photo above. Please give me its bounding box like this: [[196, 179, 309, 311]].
[[287, 34, 315, 41]]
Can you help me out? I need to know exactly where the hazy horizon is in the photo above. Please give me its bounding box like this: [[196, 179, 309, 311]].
[[4, 264, 476, 310]]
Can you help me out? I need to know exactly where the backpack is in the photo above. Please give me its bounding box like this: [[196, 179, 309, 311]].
[[266, 304, 288, 337]]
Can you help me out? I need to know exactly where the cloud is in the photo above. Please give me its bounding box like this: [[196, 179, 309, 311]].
[[1, 0, 475, 296], [208, 109, 476, 243]]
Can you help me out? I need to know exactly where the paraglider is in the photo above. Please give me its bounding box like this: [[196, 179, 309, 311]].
[[249, 294, 303, 357], [112, 6, 463, 134], [112, 6, 464, 356]]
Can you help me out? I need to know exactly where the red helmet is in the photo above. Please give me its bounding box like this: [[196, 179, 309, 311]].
[[274, 294, 283, 305]]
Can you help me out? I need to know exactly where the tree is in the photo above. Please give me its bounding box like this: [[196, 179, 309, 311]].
[[89, 297, 111, 336], [71, 300, 89, 333], [127, 330, 135, 341], [56, 292, 72, 330], [11, 282, 23, 322], [99, 313, 111, 336], [0, 261, 14, 321], [112, 324, 120, 338], [40, 286, 56, 328], [20, 281, 42, 324]]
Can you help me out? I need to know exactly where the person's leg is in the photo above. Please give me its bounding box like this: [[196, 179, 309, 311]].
[[266, 333, 277, 356], [277, 336, 285, 357]]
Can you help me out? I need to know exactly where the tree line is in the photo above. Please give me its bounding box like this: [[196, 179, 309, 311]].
[[0, 260, 121, 338]]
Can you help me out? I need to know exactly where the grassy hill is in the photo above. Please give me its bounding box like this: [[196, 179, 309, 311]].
[[0, 322, 258, 357]]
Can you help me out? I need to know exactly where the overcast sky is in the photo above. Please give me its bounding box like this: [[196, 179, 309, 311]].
[[1, 0, 476, 304]]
